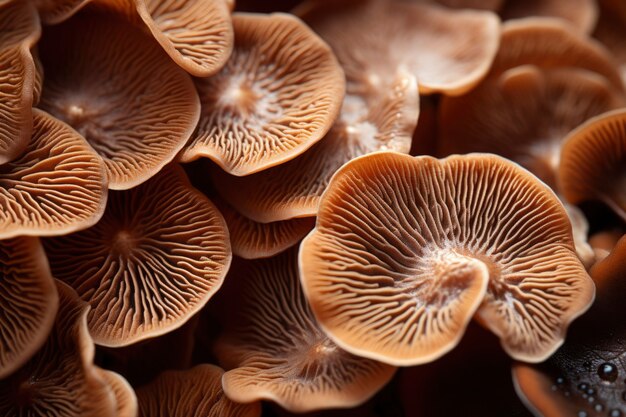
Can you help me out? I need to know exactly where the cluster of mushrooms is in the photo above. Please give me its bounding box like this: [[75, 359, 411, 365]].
[[1, 0, 626, 416]]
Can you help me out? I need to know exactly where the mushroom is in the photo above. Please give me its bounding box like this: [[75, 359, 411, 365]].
[[135, 364, 261, 417], [0, 109, 107, 240], [38, 12, 200, 190], [501, 0, 599, 34], [33, 0, 91, 24], [99, 370, 138, 417], [589, 228, 624, 262], [215, 248, 396, 412], [300, 152, 594, 365], [212, 72, 418, 223], [296, 0, 500, 96], [0, 281, 116, 416], [43, 164, 231, 347], [593, 4, 626, 87], [0, 237, 57, 379], [434, 0, 503, 11], [31, 46, 43, 106], [179, 12, 345, 176], [559, 108, 626, 222]]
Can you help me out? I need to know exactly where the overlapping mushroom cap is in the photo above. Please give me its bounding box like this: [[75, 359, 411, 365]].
[[215, 248, 396, 412], [0, 237, 57, 379], [99, 370, 138, 417], [39, 13, 200, 190], [501, 0, 598, 33], [43, 164, 231, 346], [180, 12, 345, 176], [296, 0, 500, 96], [594, 8, 626, 87], [34, 0, 91, 24], [559, 108, 626, 222], [0, 281, 116, 417], [300, 152, 594, 365], [136, 364, 261, 417], [0, 109, 107, 239]]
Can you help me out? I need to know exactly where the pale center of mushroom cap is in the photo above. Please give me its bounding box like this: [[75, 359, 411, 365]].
[[520, 137, 563, 189], [111, 229, 138, 254], [338, 94, 380, 152], [220, 77, 262, 119], [292, 338, 339, 380]]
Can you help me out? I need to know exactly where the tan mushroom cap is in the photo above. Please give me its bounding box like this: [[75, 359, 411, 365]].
[[589, 228, 624, 262], [492, 17, 624, 90], [439, 65, 625, 190], [34, 0, 91, 24], [300, 152, 594, 365], [217, 199, 315, 259], [296, 0, 500, 96], [136, 364, 261, 417], [501, 0, 598, 34], [563, 202, 595, 269], [215, 248, 396, 412], [43, 164, 231, 347], [435, 0, 503, 11], [179, 13, 344, 176], [559, 108, 626, 222], [0, 281, 116, 417], [0, 237, 58, 379], [594, 6, 626, 87], [39, 13, 200, 190], [213, 72, 418, 223], [99, 370, 138, 417], [0, 109, 107, 240], [31, 46, 43, 106]]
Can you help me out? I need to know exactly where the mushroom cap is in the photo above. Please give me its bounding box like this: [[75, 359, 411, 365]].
[[213, 72, 418, 223], [99, 370, 138, 417], [0, 281, 116, 417], [0, 237, 58, 379], [439, 65, 625, 189], [501, 0, 599, 34], [215, 248, 396, 412], [434, 0, 503, 11], [300, 152, 594, 365], [39, 12, 200, 190], [593, 8, 626, 91], [559, 108, 626, 222], [563, 202, 595, 269], [31, 46, 43, 106], [0, 108, 108, 240], [34, 0, 91, 24], [43, 164, 231, 347], [589, 228, 624, 262], [136, 364, 261, 417], [179, 12, 345, 176], [296, 0, 500, 96]]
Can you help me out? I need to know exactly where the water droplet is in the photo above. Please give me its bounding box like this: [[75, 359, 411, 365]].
[[594, 403, 603, 412], [598, 362, 618, 382], [579, 383, 589, 391], [564, 391, 571, 397], [582, 393, 588, 399], [587, 388, 595, 395], [578, 411, 587, 417], [551, 385, 557, 391], [587, 396, 595, 403], [610, 410, 622, 417], [556, 377, 565, 384]]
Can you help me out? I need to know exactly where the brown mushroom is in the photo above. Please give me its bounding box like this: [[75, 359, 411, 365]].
[[43, 164, 231, 347], [215, 248, 396, 412], [296, 0, 500, 96], [0, 281, 116, 416], [559, 108, 626, 222], [501, 0, 598, 34], [31, 46, 43, 106], [179, 12, 345, 176], [589, 228, 624, 262], [34, 0, 91, 24], [300, 152, 594, 365], [434, 0, 503, 11], [594, 5, 626, 87], [135, 364, 261, 417], [0, 108, 107, 240], [99, 370, 138, 417], [0, 237, 57, 379], [39, 12, 200, 190], [212, 72, 418, 222]]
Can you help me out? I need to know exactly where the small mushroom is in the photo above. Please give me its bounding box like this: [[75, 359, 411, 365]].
[[43, 164, 231, 347], [300, 152, 594, 365], [99, 370, 138, 417], [215, 248, 396, 412], [179, 13, 345, 176], [135, 364, 261, 417], [501, 0, 598, 34], [39, 12, 200, 190]]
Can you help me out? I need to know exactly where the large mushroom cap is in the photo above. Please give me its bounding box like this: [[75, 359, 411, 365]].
[[296, 0, 500, 96], [215, 248, 396, 412], [0, 281, 116, 416], [0, 237, 58, 379], [136, 364, 261, 417], [0, 108, 108, 240], [180, 12, 345, 176], [39, 12, 200, 190], [559, 108, 626, 222], [43, 164, 231, 347], [99, 370, 138, 417], [501, 0, 599, 34], [300, 152, 594, 365], [34, 0, 91, 24]]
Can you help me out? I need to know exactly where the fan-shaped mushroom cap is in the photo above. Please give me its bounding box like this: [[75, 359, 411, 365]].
[[0, 237, 57, 379], [34, 0, 91, 24], [179, 13, 344, 176], [217, 199, 315, 259], [563, 203, 595, 269], [31, 46, 43, 106], [43, 164, 231, 347], [0, 0, 39, 165], [296, 0, 500, 96], [0, 109, 107, 240], [215, 248, 395, 412], [136, 364, 261, 417], [589, 228, 624, 262], [501, 0, 598, 34], [300, 152, 594, 365], [439, 65, 625, 189], [0, 281, 116, 416], [39, 13, 200, 190], [99, 370, 138, 417], [559, 108, 626, 222], [213, 72, 418, 222], [492, 18, 624, 90]]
